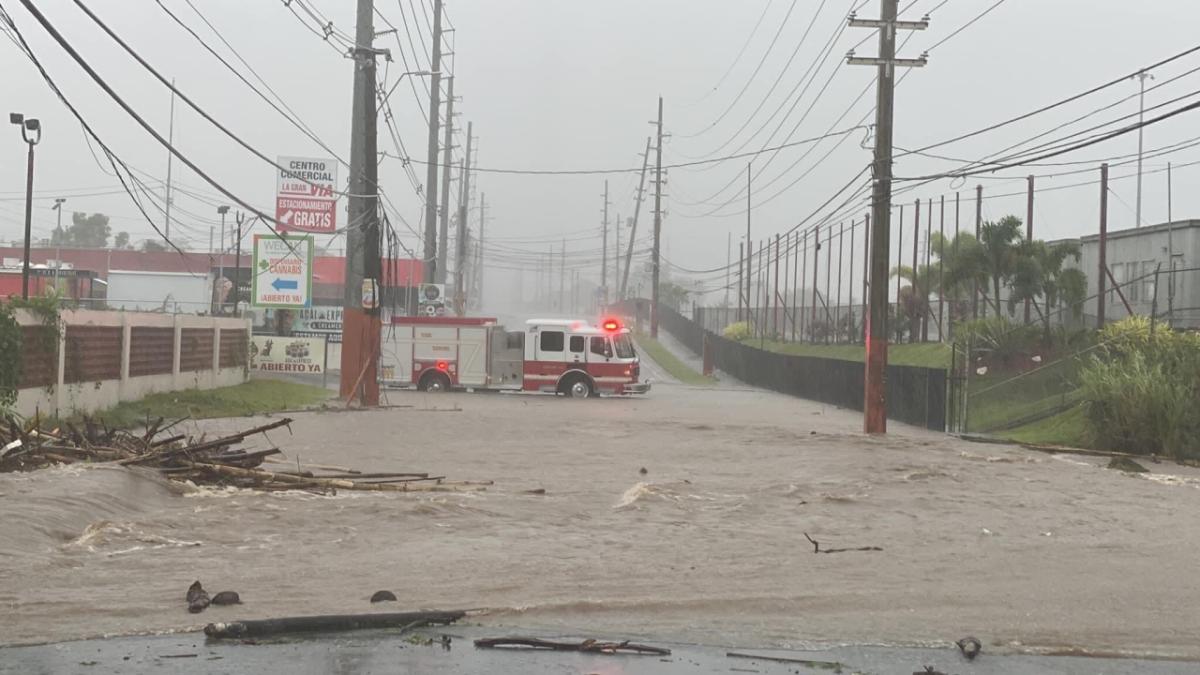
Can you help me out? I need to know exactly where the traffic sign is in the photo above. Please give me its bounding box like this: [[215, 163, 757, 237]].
[[252, 234, 313, 308], [275, 156, 338, 234]]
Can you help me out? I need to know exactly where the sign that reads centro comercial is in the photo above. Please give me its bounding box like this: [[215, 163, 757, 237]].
[[275, 156, 338, 233], [252, 234, 313, 308]]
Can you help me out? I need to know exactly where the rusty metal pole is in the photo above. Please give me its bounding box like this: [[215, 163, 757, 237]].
[[811, 225, 820, 341], [896, 204, 904, 315], [1098, 164, 1108, 328], [773, 233, 781, 338], [799, 230, 808, 341], [974, 184, 982, 319], [837, 222, 845, 344], [938, 195, 945, 339], [848, 219, 855, 342], [924, 198, 932, 341], [737, 242, 745, 322], [820, 224, 830, 341], [911, 199, 920, 342], [1025, 174, 1034, 325]]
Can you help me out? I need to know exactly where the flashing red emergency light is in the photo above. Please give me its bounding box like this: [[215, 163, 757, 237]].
[[436, 360, 449, 371], [601, 318, 621, 332]]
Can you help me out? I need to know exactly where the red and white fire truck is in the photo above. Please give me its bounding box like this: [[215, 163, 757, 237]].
[[378, 316, 650, 398]]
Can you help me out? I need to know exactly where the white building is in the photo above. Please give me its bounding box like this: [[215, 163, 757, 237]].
[[1074, 220, 1199, 329]]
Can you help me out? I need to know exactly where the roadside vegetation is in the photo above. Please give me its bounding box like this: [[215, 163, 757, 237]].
[[82, 379, 331, 428], [635, 334, 716, 386]]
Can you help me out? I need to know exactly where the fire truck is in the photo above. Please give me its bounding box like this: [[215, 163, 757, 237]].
[[378, 316, 650, 398]]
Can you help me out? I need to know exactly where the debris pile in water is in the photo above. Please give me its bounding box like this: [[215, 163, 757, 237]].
[[0, 416, 488, 494]]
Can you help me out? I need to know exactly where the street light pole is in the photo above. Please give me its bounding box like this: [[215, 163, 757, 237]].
[[1133, 69, 1154, 227], [11, 113, 42, 300]]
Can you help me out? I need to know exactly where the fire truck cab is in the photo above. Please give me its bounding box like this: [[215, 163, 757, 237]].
[[521, 318, 648, 397], [378, 316, 648, 398]]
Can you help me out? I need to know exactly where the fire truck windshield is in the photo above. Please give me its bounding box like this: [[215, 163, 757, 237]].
[[613, 334, 635, 359]]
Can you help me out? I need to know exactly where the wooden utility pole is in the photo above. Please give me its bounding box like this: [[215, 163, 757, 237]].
[[650, 97, 665, 338], [422, 0, 444, 283], [339, 0, 384, 405], [848, 0, 928, 433], [436, 76, 455, 284], [454, 123, 473, 315], [620, 137, 651, 301]]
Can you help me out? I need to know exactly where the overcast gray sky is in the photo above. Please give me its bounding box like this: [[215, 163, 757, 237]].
[[3, 0, 1199, 304]]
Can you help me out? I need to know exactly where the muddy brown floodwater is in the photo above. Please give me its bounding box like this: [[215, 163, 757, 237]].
[[2, 381, 1199, 658]]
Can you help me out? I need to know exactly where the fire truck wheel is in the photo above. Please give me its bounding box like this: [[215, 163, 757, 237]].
[[419, 371, 451, 393], [559, 373, 593, 399]]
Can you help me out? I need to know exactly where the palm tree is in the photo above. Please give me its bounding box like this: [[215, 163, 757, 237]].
[[1009, 240, 1087, 343], [932, 231, 987, 329], [892, 263, 936, 341], [977, 216, 1023, 317]]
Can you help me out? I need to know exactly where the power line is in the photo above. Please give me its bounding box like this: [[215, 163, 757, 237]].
[[678, 0, 802, 139], [385, 124, 867, 175]]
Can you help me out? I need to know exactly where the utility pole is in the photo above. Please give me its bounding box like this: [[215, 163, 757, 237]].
[[601, 180, 609, 305], [1133, 69, 1153, 227], [339, 0, 383, 405], [454, 122, 473, 315], [1025, 175, 1034, 324], [1098, 163, 1108, 328], [422, 0, 444, 282], [650, 97, 665, 337], [847, 0, 928, 434], [559, 240, 565, 313], [164, 80, 176, 240], [620, 138, 651, 301], [436, 76, 455, 283]]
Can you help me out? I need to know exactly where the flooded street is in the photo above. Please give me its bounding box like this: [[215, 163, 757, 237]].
[[3, 381, 1199, 658]]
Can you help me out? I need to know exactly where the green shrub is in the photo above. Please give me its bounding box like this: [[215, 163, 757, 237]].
[[953, 316, 1040, 368], [722, 321, 751, 342], [1078, 317, 1200, 458]]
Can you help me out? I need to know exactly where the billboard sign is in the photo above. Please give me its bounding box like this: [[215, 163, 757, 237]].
[[251, 234, 313, 308], [250, 335, 327, 374], [275, 156, 338, 233]]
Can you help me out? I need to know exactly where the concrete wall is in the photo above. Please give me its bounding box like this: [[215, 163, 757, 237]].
[[15, 309, 249, 418]]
